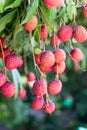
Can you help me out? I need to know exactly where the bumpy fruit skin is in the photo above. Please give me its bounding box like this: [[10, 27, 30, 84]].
[[82, 4, 87, 17], [53, 62, 66, 74], [17, 57, 23, 68], [40, 50, 55, 67], [39, 64, 52, 73], [32, 97, 44, 110], [0, 47, 11, 59], [1, 82, 16, 97], [40, 25, 47, 40], [43, 101, 55, 114], [43, 0, 64, 8], [27, 72, 36, 82], [50, 34, 60, 46], [32, 80, 47, 96], [48, 79, 62, 95], [34, 54, 41, 65], [0, 72, 7, 87], [53, 49, 66, 63], [18, 88, 26, 98], [57, 25, 72, 42], [73, 25, 87, 42], [70, 48, 83, 62], [24, 15, 38, 31], [5, 54, 19, 70]]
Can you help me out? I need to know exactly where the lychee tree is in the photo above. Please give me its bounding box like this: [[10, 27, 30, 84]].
[[0, 0, 87, 128]]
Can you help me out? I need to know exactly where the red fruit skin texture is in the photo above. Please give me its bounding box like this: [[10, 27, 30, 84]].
[[24, 15, 38, 31], [0, 38, 6, 47], [40, 25, 47, 40], [48, 79, 62, 95], [27, 72, 36, 82], [18, 57, 23, 68], [70, 48, 83, 62], [0, 72, 7, 87], [32, 80, 47, 96], [53, 62, 66, 74], [43, 0, 64, 8], [40, 50, 55, 67], [34, 54, 41, 65], [5, 54, 19, 70], [73, 25, 87, 42], [57, 25, 72, 42], [1, 82, 16, 97], [53, 49, 66, 63], [32, 97, 44, 110], [82, 4, 87, 17], [50, 34, 60, 46], [39, 64, 52, 73], [0, 48, 11, 59], [18, 88, 26, 98], [43, 101, 55, 114]]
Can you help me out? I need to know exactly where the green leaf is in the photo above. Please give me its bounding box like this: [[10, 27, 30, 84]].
[[21, 0, 39, 25], [0, 10, 16, 32], [0, 0, 5, 12], [4, 0, 22, 9]]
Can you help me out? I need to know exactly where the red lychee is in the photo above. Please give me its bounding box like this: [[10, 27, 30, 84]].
[[40, 50, 55, 67], [53, 62, 66, 74], [48, 79, 62, 95], [0, 38, 6, 47], [18, 88, 26, 98], [32, 97, 44, 110], [27, 72, 36, 82], [73, 25, 87, 42], [24, 15, 38, 31], [57, 25, 72, 42], [1, 82, 16, 97], [32, 80, 47, 96], [40, 25, 47, 40], [70, 48, 83, 62], [50, 34, 60, 46], [74, 64, 80, 71], [34, 54, 41, 65], [39, 64, 52, 73], [43, 101, 55, 114], [82, 4, 87, 17], [0, 47, 11, 59], [0, 72, 7, 87], [17, 57, 23, 68], [5, 54, 19, 70], [43, 0, 64, 8], [53, 49, 66, 63]]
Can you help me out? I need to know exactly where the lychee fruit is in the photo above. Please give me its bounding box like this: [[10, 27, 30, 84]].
[[57, 25, 72, 42], [17, 57, 23, 68], [5, 54, 19, 70], [32, 97, 44, 110], [43, 0, 64, 8], [1, 82, 16, 97], [0, 72, 7, 87], [0, 38, 6, 47], [74, 64, 80, 71], [34, 54, 41, 65], [48, 79, 62, 95], [40, 50, 55, 67], [0, 47, 11, 59], [39, 64, 52, 73], [73, 25, 87, 42], [53, 62, 66, 74], [53, 49, 66, 63], [24, 15, 38, 31], [40, 25, 47, 40], [32, 80, 47, 96], [82, 4, 87, 17], [27, 72, 36, 82], [50, 34, 60, 46], [43, 101, 55, 114], [70, 48, 83, 62], [18, 88, 26, 98]]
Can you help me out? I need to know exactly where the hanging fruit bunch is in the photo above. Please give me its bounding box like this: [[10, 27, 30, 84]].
[[0, 0, 87, 114]]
